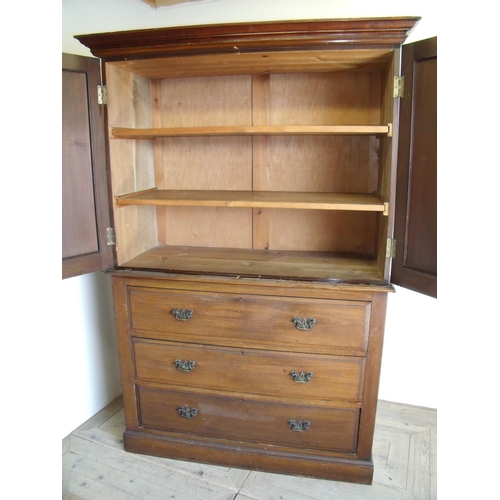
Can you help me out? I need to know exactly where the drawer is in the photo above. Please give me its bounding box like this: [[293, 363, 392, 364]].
[[133, 339, 365, 402], [128, 287, 370, 353], [137, 386, 360, 453]]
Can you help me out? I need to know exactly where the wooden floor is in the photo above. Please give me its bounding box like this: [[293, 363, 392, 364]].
[[62, 396, 436, 500]]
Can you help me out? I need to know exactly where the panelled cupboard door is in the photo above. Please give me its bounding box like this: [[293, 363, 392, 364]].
[[62, 53, 114, 279], [392, 37, 437, 298]]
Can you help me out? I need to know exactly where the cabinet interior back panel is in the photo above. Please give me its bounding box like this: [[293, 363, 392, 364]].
[[260, 71, 381, 254], [263, 136, 379, 192], [267, 210, 377, 254], [159, 75, 252, 126], [162, 206, 253, 248], [262, 134, 378, 253], [267, 72, 382, 125], [160, 137, 253, 190], [157, 76, 253, 247]]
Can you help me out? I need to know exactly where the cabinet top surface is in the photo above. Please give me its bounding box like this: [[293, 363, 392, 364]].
[[75, 17, 420, 62]]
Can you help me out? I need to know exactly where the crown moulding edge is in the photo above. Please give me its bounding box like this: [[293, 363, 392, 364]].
[[75, 17, 421, 61]]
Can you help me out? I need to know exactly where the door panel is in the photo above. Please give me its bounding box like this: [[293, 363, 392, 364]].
[[62, 53, 114, 278], [392, 37, 437, 297]]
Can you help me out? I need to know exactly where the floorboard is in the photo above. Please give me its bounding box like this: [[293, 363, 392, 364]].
[[62, 397, 436, 500]]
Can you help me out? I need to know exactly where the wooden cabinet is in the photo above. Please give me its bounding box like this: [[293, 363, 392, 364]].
[[74, 17, 434, 484], [110, 275, 387, 483]]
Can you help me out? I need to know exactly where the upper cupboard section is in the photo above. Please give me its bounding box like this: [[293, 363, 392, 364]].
[[76, 18, 420, 281]]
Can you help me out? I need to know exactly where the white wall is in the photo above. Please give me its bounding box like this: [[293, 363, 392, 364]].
[[60, 271, 121, 438], [60, 0, 440, 440]]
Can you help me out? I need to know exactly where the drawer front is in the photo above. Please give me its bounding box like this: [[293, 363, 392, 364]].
[[128, 287, 370, 353], [133, 339, 365, 402], [138, 386, 360, 453]]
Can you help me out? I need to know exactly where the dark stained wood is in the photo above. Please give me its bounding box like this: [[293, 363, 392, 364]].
[[111, 273, 388, 484], [124, 429, 375, 484], [127, 286, 371, 355], [108, 268, 390, 298], [392, 37, 437, 297], [62, 53, 114, 279], [111, 276, 141, 432], [75, 17, 420, 61], [120, 244, 386, 283], [133, 339, 365, 402], [62, 253, 103, 279], [355, 292, 388, 459], [138, 386, 360, 452], [62, 68, 98, 259]]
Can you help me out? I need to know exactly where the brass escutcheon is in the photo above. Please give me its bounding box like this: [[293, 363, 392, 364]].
[[292, 317, 316, 331], [174, 359, 196, 372], [290, 370, 313, 383], [288, 419, 311, 432], [172, 308, 194, 321], [177, 406, 198, 419]]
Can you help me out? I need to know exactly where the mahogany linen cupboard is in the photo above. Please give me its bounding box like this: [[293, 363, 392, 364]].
[[73, 17, 434, 485]]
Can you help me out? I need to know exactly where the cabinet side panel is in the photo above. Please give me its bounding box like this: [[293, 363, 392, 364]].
[[377, 52, 400, 280], [111, 277, 139, 431], [106, 64, 158, 263], [357, 292, 387, 459], [115, 205, 158, 262]]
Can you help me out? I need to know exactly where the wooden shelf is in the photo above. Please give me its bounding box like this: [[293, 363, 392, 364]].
[[115, 189, 389, 214], [120, 245, 389, 285], [111, 124, 392, 140]]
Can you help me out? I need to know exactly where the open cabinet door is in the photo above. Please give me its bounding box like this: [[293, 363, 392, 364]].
[[62, 53, 114, 278], [392, 37, 437, 297]]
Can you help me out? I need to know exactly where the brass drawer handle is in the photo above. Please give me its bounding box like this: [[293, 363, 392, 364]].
[[174, 359, 196, 372], [288, 419, 311, 432], [292, 317, 316, 331], [172, 308, 194, 321], [177, 406, 198, 419], [290, 370, 313, 383]]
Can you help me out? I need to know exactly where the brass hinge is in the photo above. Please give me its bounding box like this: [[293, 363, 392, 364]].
[[98, 85, 108, 105], [393, 76, 404, 98], [386, 238, 397, 258], [106, 227, 116, 246]]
